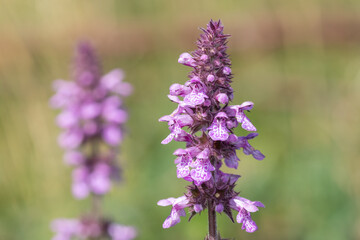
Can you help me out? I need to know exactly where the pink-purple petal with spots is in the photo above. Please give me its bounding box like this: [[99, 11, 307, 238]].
[[208, 122, 229, 141], [184, 92, 206, 106], [162, 209, 181, 228], [244, 219, 257, 233], [190, 166, 212, 185], [176, 157, 191, 178], [236, 111, 256, 131], [161, 133, 175, 144]]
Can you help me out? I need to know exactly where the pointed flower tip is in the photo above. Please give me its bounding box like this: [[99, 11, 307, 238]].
[[162, 223, 170, 229], [76, 41, 94, 53], [178, 52, 196, 67], [75, 42, 97, 66], [239, 101, 254, 110], [253, 150, 265, 160], [74, 41, 101, 86], [161, 139, 170, 145], [157, 200, 168, 206]]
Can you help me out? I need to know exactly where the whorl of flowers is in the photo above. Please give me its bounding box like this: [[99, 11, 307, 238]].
[[51, 218, 136, 240], [158, 20, 265, 234], [50, 42, 136, 240]]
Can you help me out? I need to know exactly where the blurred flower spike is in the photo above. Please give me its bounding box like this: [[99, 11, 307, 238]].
[[50, 42, 136, 240]]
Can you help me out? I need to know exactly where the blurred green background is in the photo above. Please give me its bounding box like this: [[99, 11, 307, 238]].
[[1, 0, 360, 239]]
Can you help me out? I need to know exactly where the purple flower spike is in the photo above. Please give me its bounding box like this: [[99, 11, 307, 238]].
[[51, 42, 135, 240], [158, 20, 265, 235]]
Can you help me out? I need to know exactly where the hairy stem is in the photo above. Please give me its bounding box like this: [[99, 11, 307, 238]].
[[207, 198, 217, 240], [207, 156, 218, 240]]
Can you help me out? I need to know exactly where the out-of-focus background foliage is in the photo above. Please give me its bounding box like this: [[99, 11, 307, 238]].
[[1, 0, 360, 239]]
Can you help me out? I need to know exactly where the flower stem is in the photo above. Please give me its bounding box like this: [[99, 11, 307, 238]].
[[91, 194, 102, 219], [207, 198, 218, 240], [90, 140, 102, 220]]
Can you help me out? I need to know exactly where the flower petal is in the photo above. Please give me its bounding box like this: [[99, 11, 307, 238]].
[[184, 92, 206, 106], [238, 101, 254, 111], [157, 198, 176, 206], [237, 112, 256, 131], [252, 150, 265, 160], [178, 53, 196, 67], [208, 122, 229, 141], [101, 69, 124, 90], [190, 166, 212, 185], [161, 133, 175, 144], [244, 219, 258, 233], [224, 151, 239, 169]]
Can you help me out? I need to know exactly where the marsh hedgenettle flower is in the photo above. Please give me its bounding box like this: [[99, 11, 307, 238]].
[[51, 42, 136, 240], [158, 20, 265, 239], [51, 218, 136, 240]]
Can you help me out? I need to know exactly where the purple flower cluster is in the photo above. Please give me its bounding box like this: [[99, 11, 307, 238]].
[[50, 43, 132, 199], [51, 218, 136, 240], [50, 42, 136, 240], [158, 20, 265, 233]]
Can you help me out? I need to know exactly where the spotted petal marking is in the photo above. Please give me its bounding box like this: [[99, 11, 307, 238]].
[[191, 166, 212, 185], [172, 123, 182, 135], [236, 209, 258, 233], [243, 219, 257, 233], [208, 122, 229, 141], [161, 133, 175, 144], [161, 122, 184, 144], [236, 111, 256, 131], [176, 157, 191, 178], [190, 159, 215, 185], [163, 209, 181, 228], [184, 91, 206, 106]]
